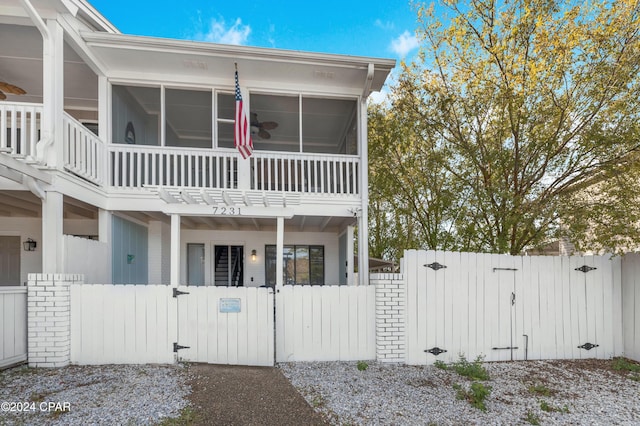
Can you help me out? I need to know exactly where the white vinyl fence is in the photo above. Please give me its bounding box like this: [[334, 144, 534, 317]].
[[622, 253, 640, 362], [63, 235, 111, 284], [403, 250, 624, 365], [276, 285, 376, 362], [70, 285, 175, 364], [0, 287, 27, 368]]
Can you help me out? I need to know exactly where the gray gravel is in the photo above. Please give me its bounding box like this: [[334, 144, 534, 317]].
[[279, 359, 640, 425], [2, 359, 639, 425], [0, 364, 190, 426]]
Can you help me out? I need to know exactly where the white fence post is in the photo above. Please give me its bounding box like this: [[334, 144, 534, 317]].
[[27, 273, 83, 367], [371, 273, 406, 363]]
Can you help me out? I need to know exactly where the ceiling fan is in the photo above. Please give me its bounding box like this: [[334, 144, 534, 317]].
[[0, 81, 26, 100], [250, 113, 278, 139]]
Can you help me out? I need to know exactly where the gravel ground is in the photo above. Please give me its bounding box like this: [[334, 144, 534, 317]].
[[1, 358, 639, 425], [280, 359, 640, 425], [0, 364, 190, 426]]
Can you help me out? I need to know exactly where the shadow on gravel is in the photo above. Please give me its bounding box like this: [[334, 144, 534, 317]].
[[185, 364, 328, 426]]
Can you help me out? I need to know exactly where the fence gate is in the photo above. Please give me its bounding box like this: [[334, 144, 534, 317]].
[[175, 286, 274, 366]]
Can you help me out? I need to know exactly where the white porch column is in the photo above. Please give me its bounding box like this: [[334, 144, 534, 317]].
[[98, 209, 111, 243], [276, 216, 284, 288], [98, 209, 113, 284], [358, 98, 369, 286], [41, 19, 64, 168], [170, 214, 181, 287], [347, 225, 355, 286], [42, 191, 64, 272]]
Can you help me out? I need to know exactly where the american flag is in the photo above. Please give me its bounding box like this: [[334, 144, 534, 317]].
[[234, 69, 253, 159]]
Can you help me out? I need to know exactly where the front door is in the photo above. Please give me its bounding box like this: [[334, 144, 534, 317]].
[[187, 243, 205, 286], [0, 236, 20, 286], [214, 245, 244, 286]]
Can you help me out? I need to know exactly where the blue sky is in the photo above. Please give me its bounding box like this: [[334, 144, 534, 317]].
[[89, 0, 421, 60]]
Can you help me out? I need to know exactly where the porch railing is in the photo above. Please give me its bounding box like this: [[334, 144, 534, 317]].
[[250, 152, 360, 196], [63, 113, 105, 185], [109, 145, 238, 189], [0, 102, 42, 159]]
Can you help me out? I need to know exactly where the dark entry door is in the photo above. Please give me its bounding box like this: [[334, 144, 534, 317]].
[[214, 245, 244, 286], [0, 236, 20, 286]]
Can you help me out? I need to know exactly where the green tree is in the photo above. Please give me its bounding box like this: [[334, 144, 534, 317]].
[[370, 0, 640, 256]]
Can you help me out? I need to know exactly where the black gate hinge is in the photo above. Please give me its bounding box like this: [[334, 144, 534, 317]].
[[578, 342, 599, 350], [424, 262, 446, 271], [425, 347, 447, 356], [173, 288, 190, 298], [173, 342, 190, 352], [575, 265, 597, 273]]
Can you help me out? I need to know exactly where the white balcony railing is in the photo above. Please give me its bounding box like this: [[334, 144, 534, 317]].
[[109, 145, 238, 189], [109, 145, 360, 196], [63, 113, 105, 185], [0, 102, 42, 159], [250, 152, 359, 195], [1, 101, 360, 197]]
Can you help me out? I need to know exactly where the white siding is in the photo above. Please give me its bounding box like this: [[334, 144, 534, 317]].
[[180, 229, 341, 286]]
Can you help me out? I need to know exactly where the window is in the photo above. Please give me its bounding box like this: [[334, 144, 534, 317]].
[[112, 85, 160, 146], [165, 89, 212, 148], [265, 245, 324, 286], [216, 92, 235, 149], [250, 94, 358, 154]]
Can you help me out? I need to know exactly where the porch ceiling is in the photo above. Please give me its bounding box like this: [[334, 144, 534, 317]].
[[0, 23, 98, 110], [116, 211, 356, 233], [0, 191, 98, 219]]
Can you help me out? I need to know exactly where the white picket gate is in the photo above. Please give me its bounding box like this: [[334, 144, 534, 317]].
[[404, 250, 624, 365], [0, 287, 27, 368], [176, 286, 274, 366]]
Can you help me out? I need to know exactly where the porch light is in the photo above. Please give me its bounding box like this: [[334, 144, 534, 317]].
[[251, 249, 257, 261], [23, 238, 37, 251]]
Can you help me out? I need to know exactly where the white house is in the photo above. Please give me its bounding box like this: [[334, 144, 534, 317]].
[[0, 0, 395, 289]]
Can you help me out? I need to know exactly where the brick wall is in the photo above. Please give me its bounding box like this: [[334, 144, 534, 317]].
[[27, 274, 83, 367], [371, 273, 406, 363]]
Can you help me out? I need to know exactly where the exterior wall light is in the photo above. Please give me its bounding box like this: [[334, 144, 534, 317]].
[[251, 249, 257, 261], [23, 238, 37, 251]]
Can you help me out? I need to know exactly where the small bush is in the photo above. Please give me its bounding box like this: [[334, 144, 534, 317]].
[[357, 361, 368, 371], [612, 357, 640, 373], [450, 354, 489, 381], [539, 400, 570, 414], [454, 381, 491, 412], [524, 410, 541, 425], [433, 360, 448, 370], [528, 384, 553, 396]]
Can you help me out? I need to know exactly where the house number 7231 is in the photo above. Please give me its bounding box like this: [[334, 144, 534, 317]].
[[212, 207, 241, 215]]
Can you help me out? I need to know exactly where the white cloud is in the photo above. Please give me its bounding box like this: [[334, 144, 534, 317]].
[[194, 17, 251, 45], [374, 19, 395, 31], [390, 30, 419, 57]]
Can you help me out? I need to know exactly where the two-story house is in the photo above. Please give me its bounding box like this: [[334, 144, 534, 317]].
[[0, 0, 395, 290]]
